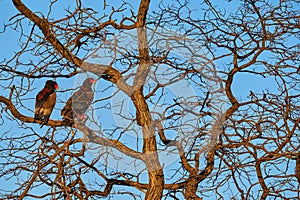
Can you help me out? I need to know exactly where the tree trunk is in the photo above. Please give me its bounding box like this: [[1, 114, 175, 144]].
[[184, 175, 202, 200], [131, 90, 164, 199]]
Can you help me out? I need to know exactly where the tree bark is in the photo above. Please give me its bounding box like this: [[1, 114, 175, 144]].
[[131, 89, 164, 199], [133, 0, 164, 199]]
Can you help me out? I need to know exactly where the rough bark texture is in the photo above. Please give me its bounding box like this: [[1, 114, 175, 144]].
[[133, 0, 164, 198]]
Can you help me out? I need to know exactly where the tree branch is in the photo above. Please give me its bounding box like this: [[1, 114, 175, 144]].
[[0, 95, 64, 127], [11, 0, 131, 92]]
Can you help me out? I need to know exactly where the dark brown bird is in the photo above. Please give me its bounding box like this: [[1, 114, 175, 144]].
[[61, 78, 96, 125], [35, 80, 58, 126]]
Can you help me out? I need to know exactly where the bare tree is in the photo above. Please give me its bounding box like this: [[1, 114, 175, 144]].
[[0, 0, 299, 199]]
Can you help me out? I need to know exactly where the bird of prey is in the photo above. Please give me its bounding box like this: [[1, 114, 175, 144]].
[[35, 80, 58, 127], [61, 78, 96, 125]]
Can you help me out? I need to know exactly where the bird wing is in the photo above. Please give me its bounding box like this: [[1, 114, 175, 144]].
[[61, 96, 73, 119], [72, 90, 94, 115]]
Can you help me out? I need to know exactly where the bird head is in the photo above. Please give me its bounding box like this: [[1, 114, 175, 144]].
[[82, 78, 96, 88], [45, 80, 59, 91]]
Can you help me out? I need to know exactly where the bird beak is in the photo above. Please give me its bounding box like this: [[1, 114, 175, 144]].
[[55, 84, 59, 90]]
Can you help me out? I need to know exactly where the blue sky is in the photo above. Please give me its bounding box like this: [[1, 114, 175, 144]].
[[0, 0, 281, 101], [0, 0, 299, 199]]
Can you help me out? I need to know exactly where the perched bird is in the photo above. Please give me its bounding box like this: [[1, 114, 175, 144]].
[[35, 80, 58, 127], [61, 78, 96, 125]]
